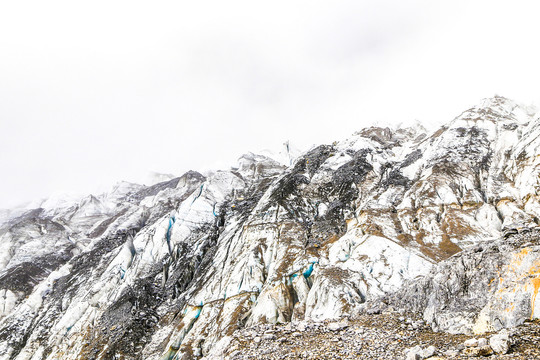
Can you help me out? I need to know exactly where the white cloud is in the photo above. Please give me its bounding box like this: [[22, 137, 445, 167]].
[[1, 1, 540, 208]]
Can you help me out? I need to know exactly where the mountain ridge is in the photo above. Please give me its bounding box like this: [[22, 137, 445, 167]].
[[1, 96, 540, 359]]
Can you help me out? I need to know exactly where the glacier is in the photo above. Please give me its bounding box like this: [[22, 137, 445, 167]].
[[1, 96, 540, 359]]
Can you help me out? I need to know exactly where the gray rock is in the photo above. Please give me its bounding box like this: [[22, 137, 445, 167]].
[[490, 330, 510, 354], [405, 345, 422, 360], [477, 337, 488, 347], [464, 338, 478, 347], [366, 307, 382, 315], [262, 333, 276, 341], [328, 320, 349, 331], [443, 349, 460, 357], [421, 345, 436, 358]]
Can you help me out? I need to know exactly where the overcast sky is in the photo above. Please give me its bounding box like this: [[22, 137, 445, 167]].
[[2, 1, 540, 208]]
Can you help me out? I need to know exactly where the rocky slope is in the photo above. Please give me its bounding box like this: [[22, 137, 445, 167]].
[[1, 96, 540, 359], [220, 311, 540, 359]]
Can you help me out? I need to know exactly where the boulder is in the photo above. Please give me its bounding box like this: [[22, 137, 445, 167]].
[[489, 329, 510, 354]]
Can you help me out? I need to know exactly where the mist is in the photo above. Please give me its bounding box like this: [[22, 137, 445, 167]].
[[2, 1, 540, 208]]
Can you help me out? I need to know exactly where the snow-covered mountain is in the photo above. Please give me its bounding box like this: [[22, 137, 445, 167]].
[[1, 96, 540, 359]]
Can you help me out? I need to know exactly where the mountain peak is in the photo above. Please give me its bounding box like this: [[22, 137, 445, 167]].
[[2, 99, 540, 359], [454, 95, 538, 124]]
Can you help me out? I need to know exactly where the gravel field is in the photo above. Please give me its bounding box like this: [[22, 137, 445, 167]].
[[225, 312, 540, 359]]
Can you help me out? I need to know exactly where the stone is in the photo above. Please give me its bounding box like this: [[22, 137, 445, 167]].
[[262, 333, 276, 341], [405, 345, 422, 360], [328, 320, 349, 331], [477, 337, 488, 347], [462, 345, 493, 357], [490, 330, 510, 354], [366, 307, 382, 315], [421, 345, 436, 358], [479, 346, 494, 356], [444, 351, 460, 359], [464, 338, 479, 347]]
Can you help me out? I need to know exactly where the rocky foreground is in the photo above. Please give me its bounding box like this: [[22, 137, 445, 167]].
[[220, 313, 540, 359]]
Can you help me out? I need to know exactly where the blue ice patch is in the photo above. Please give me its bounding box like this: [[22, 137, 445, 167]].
[[303, 263, 314, 279], [166, 217, 176, 244]]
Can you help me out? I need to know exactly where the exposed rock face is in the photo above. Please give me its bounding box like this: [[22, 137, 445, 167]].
[[389, 230, 540, 335], [1, 96, 540, 359]]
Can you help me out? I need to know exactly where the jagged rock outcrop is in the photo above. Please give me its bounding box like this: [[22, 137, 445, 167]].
[[389, 229, 540, 335], [1, 96, 540, 359]]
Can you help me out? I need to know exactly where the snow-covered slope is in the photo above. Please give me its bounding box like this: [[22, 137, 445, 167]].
[[1, 96, 540, 359]]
